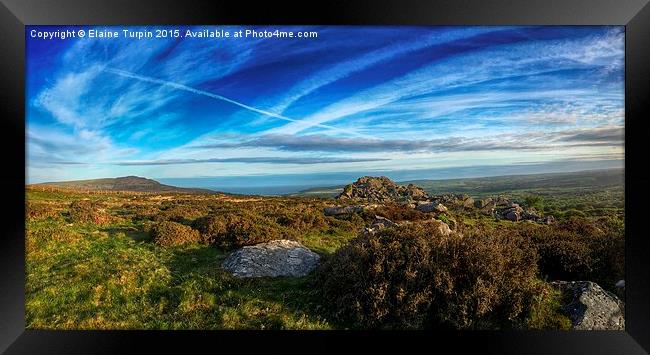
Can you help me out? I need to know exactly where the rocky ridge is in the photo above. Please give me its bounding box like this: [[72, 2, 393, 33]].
[[337, 176, 429, 203], [332, 176, 554, 224]]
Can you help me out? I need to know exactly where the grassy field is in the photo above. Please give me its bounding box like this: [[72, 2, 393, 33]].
[[25, 170, 624, 330], [25, 189, 359, 329]]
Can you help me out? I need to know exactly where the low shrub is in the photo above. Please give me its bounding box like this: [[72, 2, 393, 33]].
[[121, 203, 161, 221], [68, 200, 111, 225], [150, 221, 201, 247], [26, 223, 83, 253], [520, 216, 624, 290], [192, 211, 289, 249], [272, 208, 329, 232], [154, 204, 209, 223], [524, 195, 544, 211], [313, 220, 544, 329], [26, 201, 60, 221]]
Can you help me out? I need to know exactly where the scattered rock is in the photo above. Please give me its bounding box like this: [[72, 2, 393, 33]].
[[323, 204, 378, 216], [364, 216, 400, 235], [333, 177, 555, 225], [551, 281, 625, 330], [461, 197, 475, 209], [435, 194, 474, 209], [474, 197, 493, 209], [494, 196, 512, 207], [337, 176, 429, 203], [536, 215, 556, 225], [505, 210, 520, 221], [479, 202, 497, 215], [430, 219, 452, 236], [222, 240, 320, 278], [416, 201, 448, 213], [370, 215, 398, 229]]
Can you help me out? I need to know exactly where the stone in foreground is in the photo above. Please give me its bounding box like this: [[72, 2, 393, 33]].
[[551, 281, 625, 330], [222, 240, 320, 278]]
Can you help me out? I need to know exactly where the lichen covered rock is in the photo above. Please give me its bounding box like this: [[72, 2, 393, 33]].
[[551, 281, 625, 330], [222, 240, 320, 278]]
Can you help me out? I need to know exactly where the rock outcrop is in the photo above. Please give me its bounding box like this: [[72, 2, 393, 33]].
[[470, 196, 555, 224], [363, 216, 400, 235], [551, 281, 625, 330], [436, 194, 475, 209], [323, 204, 378, 216], [337, 176, 429, 203], [222, 240, 320, 278], [416, 201, 448, 213], [333, 177, 555, 225], [370, 215, 399, 229]]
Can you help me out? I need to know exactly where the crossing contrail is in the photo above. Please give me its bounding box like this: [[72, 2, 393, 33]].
[[104, 68, 370, 138]]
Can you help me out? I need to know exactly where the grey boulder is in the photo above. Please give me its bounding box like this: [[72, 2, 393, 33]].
[[416, 202, 448, 213], [552, 281, 625, 330], [222, 240, 320, 278]]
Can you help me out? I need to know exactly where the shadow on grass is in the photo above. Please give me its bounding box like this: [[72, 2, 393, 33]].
[[162, 245, 341, 329], [101, 224, 150, 242], [94, 223, 344, 329]]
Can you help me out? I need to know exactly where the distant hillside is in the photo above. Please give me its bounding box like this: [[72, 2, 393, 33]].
[[32, 176, 217, 194], [294, 168, 624, 198], [403, 168, 624, 197]]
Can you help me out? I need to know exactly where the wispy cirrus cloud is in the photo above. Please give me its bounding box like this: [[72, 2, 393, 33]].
[[114, 156, 388, 166], [26, 26, 625, 182], [196, 125, 624, 154], [265, 28, 624, 136]]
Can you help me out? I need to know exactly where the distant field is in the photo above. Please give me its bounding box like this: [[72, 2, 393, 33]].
[[295, 169, 624, 218]]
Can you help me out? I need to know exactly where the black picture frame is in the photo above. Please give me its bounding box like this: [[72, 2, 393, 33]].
[[1, 0, 649, 353]]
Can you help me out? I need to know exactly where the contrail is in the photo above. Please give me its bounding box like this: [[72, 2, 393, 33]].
[[104, 68, 370, 138]]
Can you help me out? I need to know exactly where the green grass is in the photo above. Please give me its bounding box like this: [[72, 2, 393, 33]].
[[26, 215, 335, 329], [299, 229, 358, 255]]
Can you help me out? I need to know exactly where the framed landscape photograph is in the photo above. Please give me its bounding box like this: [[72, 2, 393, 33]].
[[1, 0, 649, 353]]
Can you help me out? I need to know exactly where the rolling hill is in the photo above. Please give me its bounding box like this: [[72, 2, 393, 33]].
[[32, 176, 217, 194]]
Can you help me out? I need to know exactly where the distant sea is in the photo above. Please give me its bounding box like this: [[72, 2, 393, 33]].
[[158, 159, 623, 196]]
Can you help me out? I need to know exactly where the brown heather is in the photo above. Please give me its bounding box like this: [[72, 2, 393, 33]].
[[68, 200, 111, 225], [314, 220, 545, 329], [150, 220, 202, 247]]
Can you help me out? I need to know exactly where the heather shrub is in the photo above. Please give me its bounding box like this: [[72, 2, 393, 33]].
[[520, 216, 624, 290], [26, 222, 83, 253], [269, 207, 329, 232], [192, 211, 289, 249], [120, 203, 161, 221], [191, 215, 227, 245], [150, 221, 201, 247], [26, 201, 60, 221], [313, 221, 543, 329], [155, 204, 209, 223], [68, 200, 111, 225]]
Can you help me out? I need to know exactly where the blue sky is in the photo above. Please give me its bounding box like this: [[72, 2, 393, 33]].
[[26, 26, 624, 184]]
